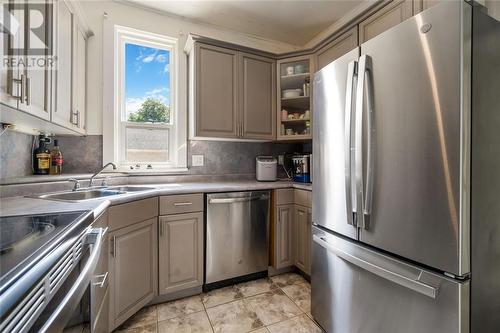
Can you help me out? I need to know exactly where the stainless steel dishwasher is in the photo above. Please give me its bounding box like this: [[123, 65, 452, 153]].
[[205, 191, 270, 289]]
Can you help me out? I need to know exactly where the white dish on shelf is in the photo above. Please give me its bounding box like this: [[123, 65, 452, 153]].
[[282, 89, 302, 98]]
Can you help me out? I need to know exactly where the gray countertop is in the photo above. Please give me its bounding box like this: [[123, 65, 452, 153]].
[[0, 180, 311, 218]]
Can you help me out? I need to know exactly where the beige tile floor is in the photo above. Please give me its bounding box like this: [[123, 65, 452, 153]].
[[114, 273, 323, 333]]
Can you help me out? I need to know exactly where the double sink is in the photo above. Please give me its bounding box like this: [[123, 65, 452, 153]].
[[35, 186, 156, 202]]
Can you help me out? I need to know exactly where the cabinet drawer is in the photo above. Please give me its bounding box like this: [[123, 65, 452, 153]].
[[91, 211, 109, 315], [91, 287, 109, 333], [159, 194, 204, 215], [294, 189, 312, 208], [108, 197, 158, 231], [276, 189, 294, 205]]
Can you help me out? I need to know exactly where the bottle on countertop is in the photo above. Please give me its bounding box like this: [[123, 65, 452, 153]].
[[33, 136, 51, 175], [50, 139, 63, 175]]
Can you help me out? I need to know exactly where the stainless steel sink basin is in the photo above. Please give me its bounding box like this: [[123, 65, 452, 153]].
[[106, 186, 155, 192], [37, 189, 126, 202]]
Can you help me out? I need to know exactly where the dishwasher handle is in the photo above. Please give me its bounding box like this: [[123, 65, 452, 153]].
[[208, 194, 269, 204]]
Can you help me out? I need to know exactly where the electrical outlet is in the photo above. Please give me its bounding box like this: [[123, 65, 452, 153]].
[[192, 154, 204, 167], [278, 154, 285, 166]]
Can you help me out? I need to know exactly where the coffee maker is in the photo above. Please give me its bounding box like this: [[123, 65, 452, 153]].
[[292, 154, 310, 183]]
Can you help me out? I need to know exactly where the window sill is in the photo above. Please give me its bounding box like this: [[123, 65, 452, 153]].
[[109, 167, 189, 176]]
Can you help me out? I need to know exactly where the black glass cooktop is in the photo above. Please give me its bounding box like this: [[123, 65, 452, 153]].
[[0, 211, 90, 283]]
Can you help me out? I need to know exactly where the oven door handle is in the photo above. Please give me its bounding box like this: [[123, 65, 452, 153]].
[[38, 227, 104, 333]]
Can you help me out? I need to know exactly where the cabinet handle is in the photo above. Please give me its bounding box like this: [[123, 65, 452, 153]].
[[92, 272, 108, 288], [111, 235, 116, 257], [72, 110, 80, 126], [11, 74, 26, 102], [159, 221, 163, 237], [173, 202, 193, 206], [25, 76, 31, 105]]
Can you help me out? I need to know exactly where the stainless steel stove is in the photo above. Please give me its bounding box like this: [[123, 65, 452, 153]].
[[0, 211, 105, 333], [0, 212, 88, 284]]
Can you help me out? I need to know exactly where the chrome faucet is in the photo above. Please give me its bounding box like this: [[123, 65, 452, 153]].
[[89, 162, 117, 187]]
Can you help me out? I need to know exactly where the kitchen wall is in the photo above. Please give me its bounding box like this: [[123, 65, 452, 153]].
[[0, 131, 303, 179]]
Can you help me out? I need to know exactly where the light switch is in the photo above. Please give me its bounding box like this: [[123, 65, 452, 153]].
[[192, 154, 204, 167]]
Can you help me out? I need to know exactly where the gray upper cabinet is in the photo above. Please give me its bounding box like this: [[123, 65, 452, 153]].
[[22, 0, 51, 121], [0, 0, 51, 121], [240, 52, 276, 140], [358, 0, 414, 43], [194, 43, 239, 139], [71, 19, 87, 133], [0, 0, 90, 135], [315, 26, 358, 71], [413, 0, 442, 14], [109, 217, 158, 330], [159, 212, 204, 295], [187, 40, 276, 141]]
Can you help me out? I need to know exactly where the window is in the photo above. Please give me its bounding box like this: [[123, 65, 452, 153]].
[[109, 25, 186, 171]]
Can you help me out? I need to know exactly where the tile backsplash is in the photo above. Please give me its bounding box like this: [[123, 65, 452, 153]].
[[0, 130, 33, 179], [0, 131, 304, 180]]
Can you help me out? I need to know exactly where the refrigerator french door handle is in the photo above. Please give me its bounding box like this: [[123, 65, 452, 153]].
[[363, 56, 375, 225], [344, 60, 358, 226], [313, 235, 439, 299], [354, 55, 373, 229]]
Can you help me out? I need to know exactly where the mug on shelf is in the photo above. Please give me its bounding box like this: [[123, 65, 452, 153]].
[[286, 66, 294, 75]]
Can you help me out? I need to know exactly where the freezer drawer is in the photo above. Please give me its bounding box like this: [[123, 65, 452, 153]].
[[205, 191, 270, 285], [311, 226, 469, 333]]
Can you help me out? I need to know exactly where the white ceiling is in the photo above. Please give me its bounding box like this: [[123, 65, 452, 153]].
[[123, 0, 365, 46]]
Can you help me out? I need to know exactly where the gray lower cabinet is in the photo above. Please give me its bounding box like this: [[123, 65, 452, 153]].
[[273, 189, 312, 274], [109, 217, 158, 330], [92, 288, 109, 333], [159, 212, 204, 295], [294, 205, 311, 275], [275, 204, 295, 269], [91, 212, 109, 332]]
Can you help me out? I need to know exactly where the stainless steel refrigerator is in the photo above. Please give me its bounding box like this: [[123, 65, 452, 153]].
[[311, 1, 500, 333]]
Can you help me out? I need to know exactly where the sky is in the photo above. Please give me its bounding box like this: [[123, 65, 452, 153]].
[[125, 43, 170, 118]]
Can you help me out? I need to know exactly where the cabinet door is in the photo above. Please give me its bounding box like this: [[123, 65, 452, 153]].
[[23, 0, 51, 120], [413, 0, 442, 14], [239, 52, 276, 140], [0, 1, 20, 110], [358, 0, 414, 43], [52, 0, 73, 128], [195, 43, 239, 138], [109, 218, 157, 329], [275, 204, 295, 268], [306, 208, 312, 274], [316, 26, 358, 71], [72, 21, 86, 133], [294, 205, 309, 273], [159, 212, 204, 295]]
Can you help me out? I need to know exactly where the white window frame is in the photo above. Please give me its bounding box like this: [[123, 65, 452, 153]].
[[103, 24, 187, 172]]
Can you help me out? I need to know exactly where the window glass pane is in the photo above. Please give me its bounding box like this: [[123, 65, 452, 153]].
[[125, 43, 171, 124], [126, 127, 169, 162]]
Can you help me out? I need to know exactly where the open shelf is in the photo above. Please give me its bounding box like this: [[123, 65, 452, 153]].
[[277, 56, 312, 141], [281, 96, 310, 109], [280, 73, 310, 90], [281, 118, 311, 123]]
